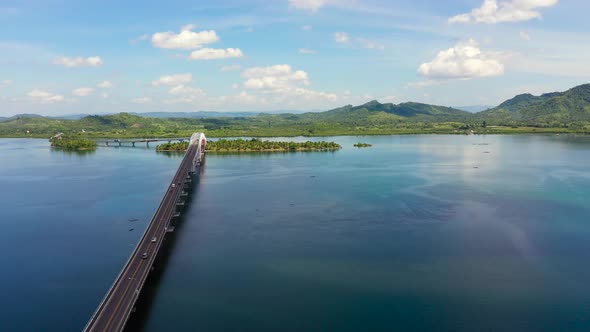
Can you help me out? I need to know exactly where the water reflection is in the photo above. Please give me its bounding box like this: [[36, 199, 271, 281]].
[[50, 148, 97, 157]]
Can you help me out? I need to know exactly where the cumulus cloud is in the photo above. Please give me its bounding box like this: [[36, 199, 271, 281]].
[[165, 84, 206, 104], [152, 73, 193, 86], [298, 48, 316, 54], [334, 32, 349, 43], [97, 81, 113, 88], [73, 87, 94, 97], [169, 85, 205, 96], [449, 0, 559, 24], [520, 31, 531, 41], [151, 25, 219, 49], [131, 97, 152, 104], [241, 64, 337, 102], [188, 48, 244, 60], [53, 56, 102, 67], [418, 39, 505, 79], [0, 80, 12, 87], [220, 65, 242, 72], [289, 0, 327, 12], [27, 89, 65, 103], [243, 64, 310, 90]]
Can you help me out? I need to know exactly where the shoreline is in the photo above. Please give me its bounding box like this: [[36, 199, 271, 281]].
[[3, 130, 589, 140], [2, 131, 589, 140]]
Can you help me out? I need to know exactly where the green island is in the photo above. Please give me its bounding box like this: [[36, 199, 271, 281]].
[[156, 142, 189, 152], [208, 139, 341, 151], [2, 84, 590, 139], [354, 142, 372, 148], [157, 139, 341, 152], [49, 135, 97, 150]]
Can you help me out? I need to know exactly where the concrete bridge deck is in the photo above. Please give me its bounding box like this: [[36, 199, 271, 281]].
[[83, 133, 206, 332]]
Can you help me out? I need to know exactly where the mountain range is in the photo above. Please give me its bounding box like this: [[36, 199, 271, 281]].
[[1, 84, 589, 137]]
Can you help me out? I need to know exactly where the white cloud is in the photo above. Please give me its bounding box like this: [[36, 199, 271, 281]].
[[130, 34, 149, 45], [0, 80, 12, 87], [27, 89, 65, 103], [181, 23, 196, 31], [335, 33, 384, 50], [73, 87, 94, 97], [299, 48, 317, 54], [152, 73, 193, 86], [166, 84, 206, 104], [520, 31, 531, 41], [97, 81, 113, 88], [449, 0, 559, 24], [289, 0, 327, 12], [241, 64, 337, 102], [221, 65, 242, 72], [291, 88, 338, 101], [53, 56, 103, 67], [131, 97, 152, 104], [188, 48, 244, 60], [334, 32, 349, 43], [243, 64, 310, 90], [101, 92, 109, 99], [151, 25, 219, 50], [301, 25, 313, 31], [418, 39, 505, 79], [169, 85, 205, 96], [356, 38, 385, 50]]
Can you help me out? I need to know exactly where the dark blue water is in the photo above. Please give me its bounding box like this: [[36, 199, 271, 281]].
[[1, 135, 590, 331]]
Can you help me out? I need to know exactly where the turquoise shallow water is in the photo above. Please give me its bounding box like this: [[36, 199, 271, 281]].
[[1, 135, 590, 331]]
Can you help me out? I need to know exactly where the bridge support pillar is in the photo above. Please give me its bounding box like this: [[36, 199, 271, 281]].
[[106, 142, 109, 146], [132, 142, 135, 147]]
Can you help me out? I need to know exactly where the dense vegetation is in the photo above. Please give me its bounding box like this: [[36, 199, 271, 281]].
[[476, 84, 590, 129], [156, 142, 189, 152], [2, 84, 590, 138], [207, 139, 341, 152], [354, 142, 372, 148], [49, 136, 97, 150]]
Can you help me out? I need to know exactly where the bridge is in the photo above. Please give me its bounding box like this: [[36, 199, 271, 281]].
[[83, 132, 207, 332], [95, 137, 190, 147]]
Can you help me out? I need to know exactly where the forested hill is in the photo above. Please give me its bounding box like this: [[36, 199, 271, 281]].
[[297, 100, 471, 123], [478, 84, 590, 126], [1, 84, 590, 137]]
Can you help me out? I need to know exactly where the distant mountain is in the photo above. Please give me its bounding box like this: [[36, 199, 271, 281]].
[[296, 100, 471, 126], [453, 105, 492, 113], [480, 84, 590, 124], [1, 113, 92, 121], [2, 83, 589, 136], [8, 113, 45, 119], [0, 110, 308, 121], [133, 111, 263, 118]]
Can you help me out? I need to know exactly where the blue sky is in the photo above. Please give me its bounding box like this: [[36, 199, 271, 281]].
[[0, 0, 589, 116]]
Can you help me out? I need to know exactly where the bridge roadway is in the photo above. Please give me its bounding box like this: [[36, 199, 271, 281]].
[[84, 142, 199, 332]]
